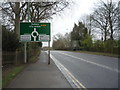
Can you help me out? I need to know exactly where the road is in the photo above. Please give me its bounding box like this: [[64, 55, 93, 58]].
[[50, 50, 119, 88]]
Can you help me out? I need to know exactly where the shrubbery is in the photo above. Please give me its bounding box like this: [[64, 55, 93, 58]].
[[92, 40, 119, 54], [2, 25, 43, 64], [2, 26, 20, 51]]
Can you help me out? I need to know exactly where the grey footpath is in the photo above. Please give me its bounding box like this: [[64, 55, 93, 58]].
[[7, 51, 72, 88]]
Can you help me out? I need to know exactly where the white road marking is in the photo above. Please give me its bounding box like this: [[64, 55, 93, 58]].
[[58, 52, 119, 73], [50, 53, 87, 90]]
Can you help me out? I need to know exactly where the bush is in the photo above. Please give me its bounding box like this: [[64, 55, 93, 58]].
[[92, 40, 104, 52], [81, 35, 93, 51], [92, 39, 119, 55], [2, 26, 20, 51], [27, 42, 41, 62]]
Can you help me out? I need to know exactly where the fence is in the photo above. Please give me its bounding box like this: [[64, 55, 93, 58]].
[[2, 50, 24, 65]]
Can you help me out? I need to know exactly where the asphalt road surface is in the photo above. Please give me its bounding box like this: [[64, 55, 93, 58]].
[[50, 50, 119, 88]]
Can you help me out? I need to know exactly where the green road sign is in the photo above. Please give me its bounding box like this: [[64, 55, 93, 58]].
[[20, 22, 50, 42]]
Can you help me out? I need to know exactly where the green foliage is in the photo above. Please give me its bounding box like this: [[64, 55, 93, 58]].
[[92, 39, 119, 54], [52, 20, 119, 56], [103, 40, 119, 54], [82, 34, 93, 51], [70, 22, 90, 50], [71, 22, 88, 41], [27, 42, 41, 62], [71, 24, 80, 40], [2, 26, 20, 51], [93, 40, 104, 52], [27, 42, 40, 50]]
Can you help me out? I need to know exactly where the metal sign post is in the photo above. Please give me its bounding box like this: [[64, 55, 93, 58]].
[[48, 40, 50, 65], [21, 1, 51, 64], [24, 43, 27, 63], [20, 22, 51, 64], [24, 1, 30, 64], [24, 1, 30, 63]]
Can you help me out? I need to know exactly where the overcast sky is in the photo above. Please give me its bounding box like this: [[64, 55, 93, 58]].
[[42, 0, 119, 47], [1, 0, 118, 47], [43, 0, 97, 47]]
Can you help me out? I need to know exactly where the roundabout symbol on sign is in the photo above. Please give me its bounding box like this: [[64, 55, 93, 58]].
[[31, 28, 39, 41]]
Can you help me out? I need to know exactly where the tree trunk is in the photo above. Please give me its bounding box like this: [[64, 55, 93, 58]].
[[104, 31, 107, 41], [14, 2, 20, 36], [109, 19, 114, 40], [14, 2, 20, 65]]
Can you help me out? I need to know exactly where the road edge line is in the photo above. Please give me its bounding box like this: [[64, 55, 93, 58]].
[[50, 53, 87, 90]]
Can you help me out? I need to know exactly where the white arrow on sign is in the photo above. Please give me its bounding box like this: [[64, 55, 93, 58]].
[[31, 28, 39, 41]]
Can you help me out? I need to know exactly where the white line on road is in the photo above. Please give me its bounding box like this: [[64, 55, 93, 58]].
[[50, 53, 87, 90], [58, 52, 119, 73]]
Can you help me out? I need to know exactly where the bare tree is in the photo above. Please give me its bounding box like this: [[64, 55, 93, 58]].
[[92, 0, 119, 41], [118, 1, 120, 40], [1, 1, 69, 35], [30, 2, 69, 22], [52, 33, 65, 49], [1, 2, 28, 35], [82, 14, 93, 35]]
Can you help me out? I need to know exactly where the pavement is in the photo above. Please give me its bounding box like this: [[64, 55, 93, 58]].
[[7, 51, 72, 88]]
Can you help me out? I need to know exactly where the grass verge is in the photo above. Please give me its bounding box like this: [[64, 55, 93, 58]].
[[2, 64, 27, 88], [67, 50, 119, 58]]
